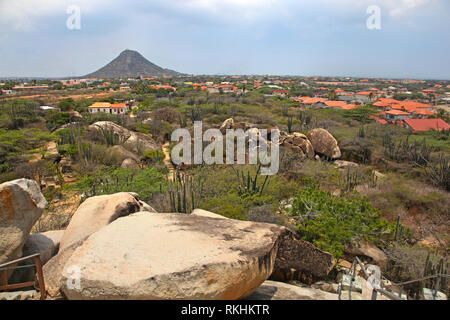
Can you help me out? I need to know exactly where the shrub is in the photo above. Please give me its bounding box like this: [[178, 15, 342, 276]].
[[291, 182, 393, 257], [46, 111, 71, 131], [383, 243, 449, 297], [342, 105, 377, 124], [142, 149, 165, 165], [152, 107, 181, 124], [71, 167, 166, 202]]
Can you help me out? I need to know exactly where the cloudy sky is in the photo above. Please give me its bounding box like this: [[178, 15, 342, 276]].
[[0, 0, 449, 79]]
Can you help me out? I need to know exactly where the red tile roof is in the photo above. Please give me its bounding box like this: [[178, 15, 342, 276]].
[[302, 97, 326, 104], [413, 109, 434, 116], [386, 110, 410, 116], [404, 119, 450, 132], [340, 104, 357, 110], [324, 101, 347, 108], [110, 103, 126, 109]]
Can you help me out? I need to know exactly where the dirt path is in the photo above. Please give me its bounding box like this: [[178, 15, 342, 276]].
[[162, 142, 175, 181]]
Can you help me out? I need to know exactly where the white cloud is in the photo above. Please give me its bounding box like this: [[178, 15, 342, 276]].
[[0, 0, 113, 31], [169, 0, 280, 21], [0, 0, 435, 32], [387, 0, 430, 16]]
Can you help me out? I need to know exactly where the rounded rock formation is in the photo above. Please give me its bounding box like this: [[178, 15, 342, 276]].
[[0, 179, 47, 276], [307, 128, 341, 159]]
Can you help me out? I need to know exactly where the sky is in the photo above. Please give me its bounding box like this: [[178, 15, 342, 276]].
[[0, 0, 449, 79]]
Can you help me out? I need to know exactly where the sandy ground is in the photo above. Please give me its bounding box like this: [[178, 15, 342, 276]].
[[0, 90, 123, 103]]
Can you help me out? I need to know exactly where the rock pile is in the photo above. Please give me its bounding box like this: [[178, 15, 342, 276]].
[[218, 118, 341, 160], [88, 121, 159, 154], [1, 178, 343, 300]]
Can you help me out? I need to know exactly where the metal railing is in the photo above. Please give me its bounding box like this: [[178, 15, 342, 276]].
[[0, 253, 47, 300], [339, 256, 449, 300]]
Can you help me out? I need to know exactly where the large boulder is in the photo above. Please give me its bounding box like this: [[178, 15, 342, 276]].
[[344, 240, 387, 265], [59, 192, 141, 251], [43, 240, 84, 298], [23, 230, 64, 265], [60, 211, 283, 300], [271, 228, 335, 283], [246, 280, 339, 300], [333, 160, 359, 169], [110, 145, 140, 162], [0, 179, 47, 276], [219, 118, 234, 134], [9, 230, 64, 284], [89, 121, 159, 155], [283, 133, 315, 159], [120, 158, 138, 169], [307, 128, 341, 159]]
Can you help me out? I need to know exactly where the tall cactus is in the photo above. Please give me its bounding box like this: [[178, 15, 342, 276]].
[[167, 169, 204, 213], [233, 165, 270, 197]]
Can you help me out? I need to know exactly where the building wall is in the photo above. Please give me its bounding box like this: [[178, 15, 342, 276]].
[[111, 108, 126, 114]]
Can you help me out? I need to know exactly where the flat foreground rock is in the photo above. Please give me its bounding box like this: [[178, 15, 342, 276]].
[[62, 212, 283, 300], [246, 280, 339, 300]]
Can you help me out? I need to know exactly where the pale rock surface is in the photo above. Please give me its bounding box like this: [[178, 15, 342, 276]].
[[61, 212, 284, 300], [307, 128, 341, 159], [59, 192, 141, 251], [0, 179, 47, 278], [246, 280, 339, 300]]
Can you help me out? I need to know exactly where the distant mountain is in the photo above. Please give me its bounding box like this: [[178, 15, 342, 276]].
[[83, 50, 181, 78]]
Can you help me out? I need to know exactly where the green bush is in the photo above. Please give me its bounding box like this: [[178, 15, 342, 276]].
[[342, 105, 377, 124], [142, 149, 165, 164], [71, 167, 166, 202], [46, 111, 71, 131], [291, 181, 393, 257]]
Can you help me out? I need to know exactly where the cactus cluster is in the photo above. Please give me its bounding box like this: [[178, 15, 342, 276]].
[[423, 253, 449, 295], [339, 167, 360, 193], [189, 106, 202, 122], [233, 165, 270, 197], [167, 169, 204, 214], [99, 125, 124, 147]]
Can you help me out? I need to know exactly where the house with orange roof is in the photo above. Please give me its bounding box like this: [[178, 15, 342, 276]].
[[206, 84, 238, 94], [404, 118, 449, 132], [301, 97, 327, 106], [354, 91, 375, 102], [340, 104, 357, 110], [376, 118, 388, 125], [273, 89, 289, 97], [110, 103, 127, 115], [88, 102, 129, 115], [390, 101, 433, 113], [373, 98, 401, 109], [88, 102, 112, 114], [316, 100, 347, 108], [293, 96, 311, 103], [412, 108, 435, 119], [151, 85, 176, 91], [385, 109, 410, 121]]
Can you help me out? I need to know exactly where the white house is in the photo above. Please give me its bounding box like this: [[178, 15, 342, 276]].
[[88, 102, 128, 114], [88, 102, 111, 113]]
